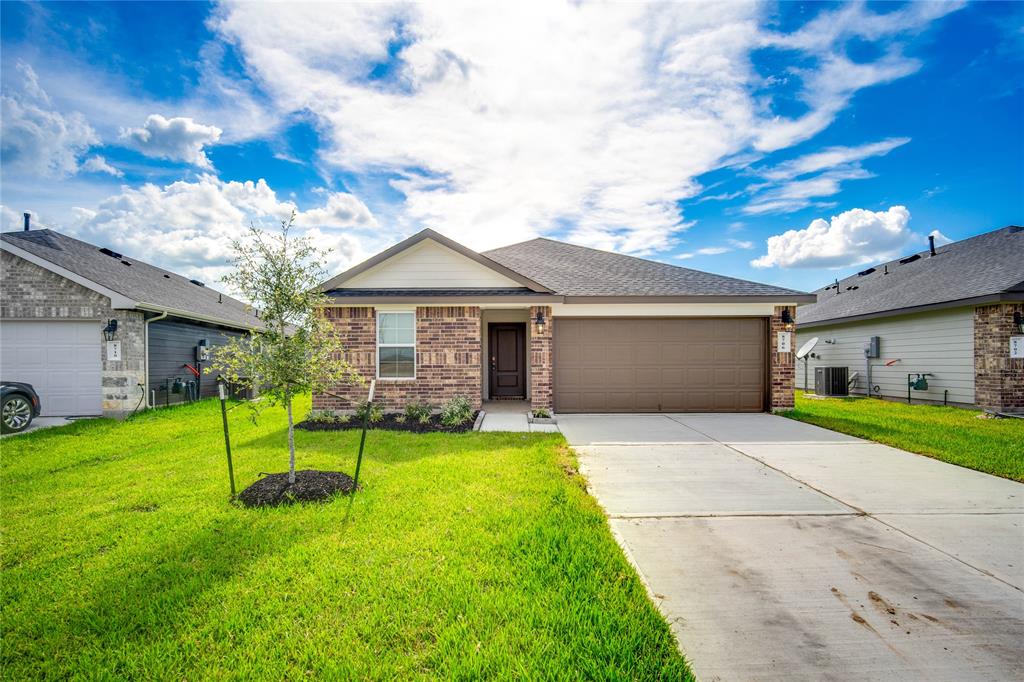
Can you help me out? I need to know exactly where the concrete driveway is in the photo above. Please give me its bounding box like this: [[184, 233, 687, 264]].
[[563, 413, 1024, 681]]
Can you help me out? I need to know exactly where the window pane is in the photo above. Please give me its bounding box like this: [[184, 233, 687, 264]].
[[379, 346, 415, 378], [379, 313, 414, 345]]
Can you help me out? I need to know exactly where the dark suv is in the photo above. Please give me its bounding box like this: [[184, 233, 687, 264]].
[[1, 382, 41, 434]]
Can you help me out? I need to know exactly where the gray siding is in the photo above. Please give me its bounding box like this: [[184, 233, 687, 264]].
[[796, 307, 975, 405], [148, 317, 245, 401]]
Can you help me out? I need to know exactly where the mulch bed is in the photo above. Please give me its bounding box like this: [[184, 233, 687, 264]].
[[237, 470, 357, 508], [295, 412, 479, 434]]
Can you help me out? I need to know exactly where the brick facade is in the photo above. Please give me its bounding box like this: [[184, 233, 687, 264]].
[[1, 251, 146, 417], [974, 303, 1024, 412], [529, 306, 553, 411], [769, 305, 796, 411], [313, 306, 482, 412]]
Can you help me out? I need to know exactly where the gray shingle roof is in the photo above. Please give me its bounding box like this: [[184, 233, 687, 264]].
[[2, 229, 261, 329], [797, 226, 1024, 326], [483, 237, 810, 298]]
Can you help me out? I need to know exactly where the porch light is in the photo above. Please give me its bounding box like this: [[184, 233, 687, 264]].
[[102, 319, 118, 341], [533, 309, 547, 327], [780, 309, 793, 325], [1015, 311, 1024, 334]]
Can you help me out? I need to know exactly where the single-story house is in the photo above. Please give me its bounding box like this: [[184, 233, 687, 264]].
[[314, 229, 815, 415], [796, 225, 1024, 412], [1, 226, 261, 418]]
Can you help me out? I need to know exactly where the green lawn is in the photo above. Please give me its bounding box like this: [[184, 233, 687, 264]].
[[783, 393, 1024, 481], [1, 397, 691, 680]]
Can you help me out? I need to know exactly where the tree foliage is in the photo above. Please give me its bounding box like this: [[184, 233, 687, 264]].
[[209, 212, 359, 483]]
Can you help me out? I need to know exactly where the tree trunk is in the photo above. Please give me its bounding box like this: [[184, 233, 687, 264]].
[[286, 392, 296, 484]]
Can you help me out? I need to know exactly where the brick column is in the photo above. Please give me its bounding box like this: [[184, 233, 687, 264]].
[[974, 303, 1024, 412], [769, 305, 796, 411], [530, 306, 553, 411]]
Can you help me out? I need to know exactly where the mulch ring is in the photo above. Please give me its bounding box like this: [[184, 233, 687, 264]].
[[237, 470, 357, 508], [295, 412, 479, 434]]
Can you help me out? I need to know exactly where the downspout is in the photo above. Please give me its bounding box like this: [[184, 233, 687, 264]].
[[144, 309, 169, 408]]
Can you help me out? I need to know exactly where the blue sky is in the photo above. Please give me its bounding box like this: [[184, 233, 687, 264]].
[[1, 1, 1021, 291]]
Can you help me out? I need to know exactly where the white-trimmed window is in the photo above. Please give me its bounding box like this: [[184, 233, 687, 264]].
[[377, 311, 415, 379]]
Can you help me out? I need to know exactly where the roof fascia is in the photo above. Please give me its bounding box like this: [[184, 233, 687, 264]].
[[2, 239, 137, 309], [135, 303, 260, 331], [318, 229, 553, 293], [560, 294, 817, 304]]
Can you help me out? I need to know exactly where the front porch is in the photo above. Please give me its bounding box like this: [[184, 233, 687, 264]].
[[479, 305, 552, 410]]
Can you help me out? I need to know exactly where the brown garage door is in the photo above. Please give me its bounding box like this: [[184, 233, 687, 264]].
[[554, 318, 766, 413]]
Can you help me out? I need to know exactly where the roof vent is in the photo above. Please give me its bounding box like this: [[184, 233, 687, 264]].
[[857, 267, 876, 277], [1009, 225, 1023, 233], [121, 260, 131, 266], [163, 274, 170, 279], [845, 285, 859, 291], [189, 279, 205, 287], [99, 247, 123, 259], [899, 254, 921, 265]]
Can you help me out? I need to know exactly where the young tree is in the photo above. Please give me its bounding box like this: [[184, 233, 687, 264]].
[[211, 212, 358, 484]]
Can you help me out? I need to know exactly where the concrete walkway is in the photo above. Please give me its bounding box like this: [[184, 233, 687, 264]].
[[478, 401, 559, 433], [563, 413, 1024, 681]]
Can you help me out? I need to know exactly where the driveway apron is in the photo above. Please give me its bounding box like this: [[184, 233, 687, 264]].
[[563, 413, 1024, 682]]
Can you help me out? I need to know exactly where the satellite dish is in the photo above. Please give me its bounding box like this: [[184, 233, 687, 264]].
[[796, 336, 819, 360]]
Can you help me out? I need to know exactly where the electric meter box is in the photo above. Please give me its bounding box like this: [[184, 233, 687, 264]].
[[864, 336, 880, 358]]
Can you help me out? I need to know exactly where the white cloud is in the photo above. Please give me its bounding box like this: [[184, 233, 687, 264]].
[[0, 61, 100, 177], [757, 137, 910, 182], [67, 175, 376, 286], [119, 114, 223, 168], [743, 137, 908, 215], [751, 205, 915, 269], [81, 155, 123, 177], [210, 1, 956, 255], [727, 239, 754, 249], [697, 246, 730, 255], [929, 229, 952, 246]]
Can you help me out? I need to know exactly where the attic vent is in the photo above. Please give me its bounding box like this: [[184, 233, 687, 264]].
[[189, 279, 205, 287], [163, 274, 170, 279], [121, 260, 131, 266], [899, 254, 921, 265], [99, 247, 123, 259], [857, 267, 875, 276], [845, 285, 859, 291]]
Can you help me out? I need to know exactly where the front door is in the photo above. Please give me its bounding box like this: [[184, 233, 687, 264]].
[[489, 323, 526, 398]]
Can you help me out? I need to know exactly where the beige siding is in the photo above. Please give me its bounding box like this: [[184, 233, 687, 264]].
[[343, 239, 521, 289], [796, 307, 975, 405]]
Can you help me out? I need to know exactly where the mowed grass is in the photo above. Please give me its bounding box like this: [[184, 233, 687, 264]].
[[783, 393, 1024, 481], [1, 397, 691, 680]]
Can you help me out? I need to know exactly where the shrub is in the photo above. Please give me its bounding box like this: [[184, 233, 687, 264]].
[[404, 400, 433, 423], [440, 395, 474, 427], [394, 414, 407, 424], [354, 400, 384, 424], [532, 408, 551, 419]]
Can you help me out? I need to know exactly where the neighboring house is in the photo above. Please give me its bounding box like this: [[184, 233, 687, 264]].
[[796, 225, 1024, 412], [1, 227, 261, 418], [314, 229, 814, 415]]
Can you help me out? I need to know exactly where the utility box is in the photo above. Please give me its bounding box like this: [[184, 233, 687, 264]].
[[815, 366, 849, 397], [864, 336, 880, 358]]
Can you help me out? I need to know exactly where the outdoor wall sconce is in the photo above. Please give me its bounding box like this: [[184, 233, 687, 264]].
[[1014, 311, 1024, 334], [533, 309, 547, 327], [102, 319, 118, 341], [780, 309, 793, 324]]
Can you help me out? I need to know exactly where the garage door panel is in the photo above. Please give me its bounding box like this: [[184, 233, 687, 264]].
[[554, 318, 765, 413], [0, 320, 101, 416]]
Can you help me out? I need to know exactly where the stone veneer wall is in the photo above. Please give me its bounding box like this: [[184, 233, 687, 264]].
[[313, 306, 482, 411], [0, 250, 147, 416], [974, 303, 1024, 412], [529, 305, 553, 411], [769, 305, 796, 411]]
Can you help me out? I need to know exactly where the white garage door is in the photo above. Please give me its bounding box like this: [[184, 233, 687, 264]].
[[0, 320, 102, 416]]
